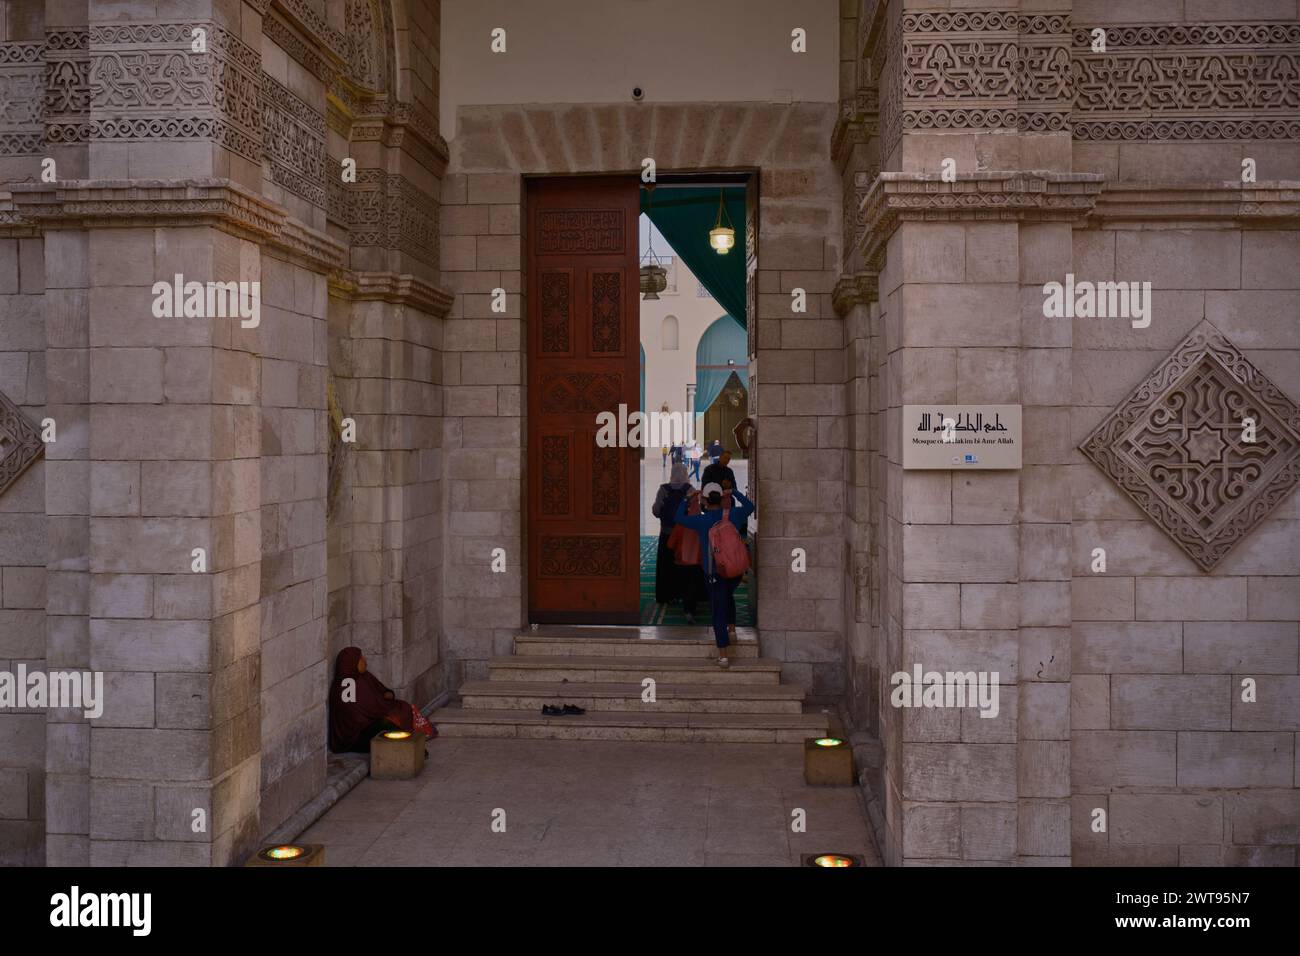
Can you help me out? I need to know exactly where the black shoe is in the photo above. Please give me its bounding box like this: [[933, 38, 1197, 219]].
[[561, 704, 585, 716], [542, 705, 564, 716]]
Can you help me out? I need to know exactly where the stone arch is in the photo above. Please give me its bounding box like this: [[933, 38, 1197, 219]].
[[345, 0, 394, 94]]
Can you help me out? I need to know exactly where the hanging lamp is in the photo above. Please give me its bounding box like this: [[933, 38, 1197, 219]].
[[709, 188, 736, 254], [639, 184, 668, 299]]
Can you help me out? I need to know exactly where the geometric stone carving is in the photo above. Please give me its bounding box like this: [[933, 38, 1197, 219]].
[[1071, 22, 1300, 142], [1080, 321, 1300, 571], [0, 387, 44, 499]]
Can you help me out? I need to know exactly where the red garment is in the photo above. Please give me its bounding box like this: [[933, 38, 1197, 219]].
[[328, 647, 413, 753]]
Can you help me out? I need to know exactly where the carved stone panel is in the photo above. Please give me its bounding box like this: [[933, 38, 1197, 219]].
[[0, 388, 43, 498], [1080, 322, 1300, 571], [1071, 21, 1300, 141]]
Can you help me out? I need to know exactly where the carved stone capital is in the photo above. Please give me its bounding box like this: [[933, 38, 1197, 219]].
[[332, 270, 455, 319], [832, 271, 879, 316], [859, 170, 1104, 268]]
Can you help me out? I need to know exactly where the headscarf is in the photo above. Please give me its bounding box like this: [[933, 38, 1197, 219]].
[[668, 463, 689, 488], [328, 647, 412, 752]]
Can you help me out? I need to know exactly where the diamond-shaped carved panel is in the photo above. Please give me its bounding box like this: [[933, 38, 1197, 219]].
[[0, 387, 43, 497], [1080, 321, 1300, 572]]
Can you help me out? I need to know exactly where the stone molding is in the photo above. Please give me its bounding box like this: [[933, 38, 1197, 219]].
[[332, 270, 455, 318], [1080, 321, 1300, 572], [857, 170, 1104, 268], [1087, 181, 1300, 225], [4, 178, 453, 314]]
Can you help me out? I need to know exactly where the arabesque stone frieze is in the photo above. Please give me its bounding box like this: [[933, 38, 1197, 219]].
[[1080, 322, 1300, 572]]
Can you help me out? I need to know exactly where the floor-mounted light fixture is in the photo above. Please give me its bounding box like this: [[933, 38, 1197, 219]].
[[246, 843, 326, 867], [804, 734, 854, 785], [640, 184, 668, 299], [709, 188, 735, 254], [803, 853, 864, 867]]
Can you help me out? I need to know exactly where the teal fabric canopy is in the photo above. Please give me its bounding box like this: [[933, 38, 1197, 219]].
[[641, 187, 746, 328], [695, 314, 747, 426]]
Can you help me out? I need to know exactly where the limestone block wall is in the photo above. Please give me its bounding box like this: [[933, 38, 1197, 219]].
[[0, 232, 46, 865], [438, 101, 845, 696], [0, 0, 451, 866], [1069, 194, 1300, 861], [256, 251, 328, 837], [839, 0, 1300, 866]]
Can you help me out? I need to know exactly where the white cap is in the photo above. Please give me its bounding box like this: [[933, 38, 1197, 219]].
[[702, 482, 723, 499]]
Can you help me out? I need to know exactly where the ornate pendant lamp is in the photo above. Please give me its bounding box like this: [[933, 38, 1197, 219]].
[[708, 188, 736, 254], [639, 184, 668, 299]]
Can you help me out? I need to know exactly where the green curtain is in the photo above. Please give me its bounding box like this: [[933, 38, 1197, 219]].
[[641, 187, 746, 327], [695, 315, 747, 432]]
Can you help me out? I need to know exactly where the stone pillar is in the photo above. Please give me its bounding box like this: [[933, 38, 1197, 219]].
[[853, 0, 1098, 865]]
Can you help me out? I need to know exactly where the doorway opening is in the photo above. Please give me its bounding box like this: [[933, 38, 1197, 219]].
[[637, 176, 756, 627], [524, 172, 758, 627]]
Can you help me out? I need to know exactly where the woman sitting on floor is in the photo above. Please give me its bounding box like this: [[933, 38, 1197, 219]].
[[328, 646, 436, 753]]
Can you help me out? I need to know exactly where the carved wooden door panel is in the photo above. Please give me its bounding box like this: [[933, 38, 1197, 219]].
[[527, 177, 641, 623]]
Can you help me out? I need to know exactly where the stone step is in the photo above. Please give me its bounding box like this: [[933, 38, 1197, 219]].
[[430, 706, 830, 743], [487, 654, 783, 685], [459, 680, 804, 714], [514, 632, 760, 659]]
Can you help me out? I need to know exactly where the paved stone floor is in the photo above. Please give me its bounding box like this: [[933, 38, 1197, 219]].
[[302, 737, 881, 866]]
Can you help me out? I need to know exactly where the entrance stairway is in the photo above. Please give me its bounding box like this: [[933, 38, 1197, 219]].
[[431, 626, 829, 743]]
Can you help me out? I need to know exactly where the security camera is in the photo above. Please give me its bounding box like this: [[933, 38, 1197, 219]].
[[632, 87, 644, 101]]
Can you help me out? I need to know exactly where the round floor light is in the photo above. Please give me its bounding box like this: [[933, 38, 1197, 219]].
[[806, 853, 862, 867], [261, 845, 305, 862], [382, 730, 412, 740], [813, 737, 844, 747]]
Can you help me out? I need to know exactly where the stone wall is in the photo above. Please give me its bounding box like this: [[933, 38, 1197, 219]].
[[438, 101, 845, 697], [0, 228, 46, 865], [0, 0, 452, 865], [837, 0, 1300, 866]]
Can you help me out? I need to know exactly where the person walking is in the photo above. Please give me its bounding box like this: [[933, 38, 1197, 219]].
[[686, 439, 702, 482], [701, 443, 737, 492], [674, 482, 755, 666], [651, 463, 693, 609]]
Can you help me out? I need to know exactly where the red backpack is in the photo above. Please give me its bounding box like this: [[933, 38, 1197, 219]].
[[709, 507, 751, 578]]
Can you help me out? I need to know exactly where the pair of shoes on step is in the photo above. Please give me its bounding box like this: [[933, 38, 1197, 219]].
[[541, 704, 585, 716]]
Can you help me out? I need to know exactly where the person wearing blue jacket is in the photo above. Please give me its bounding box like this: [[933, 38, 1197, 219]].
[[674, 482, 755, 666]]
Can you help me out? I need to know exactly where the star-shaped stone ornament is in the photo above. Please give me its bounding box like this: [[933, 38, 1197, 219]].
[[1079, 321, 1300, 572], [0, 387, 43, 499]]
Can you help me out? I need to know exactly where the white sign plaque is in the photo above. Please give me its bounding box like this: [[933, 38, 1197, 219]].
[[902, 404, 1023, 470]]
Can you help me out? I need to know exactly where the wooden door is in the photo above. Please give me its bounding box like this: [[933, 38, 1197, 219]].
[[526, 176, 641, 623]]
